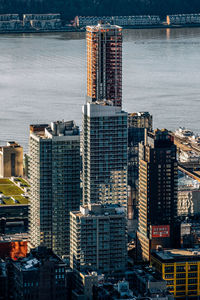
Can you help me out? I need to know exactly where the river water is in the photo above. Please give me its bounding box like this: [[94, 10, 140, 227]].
[[0, 28, 200, 151]]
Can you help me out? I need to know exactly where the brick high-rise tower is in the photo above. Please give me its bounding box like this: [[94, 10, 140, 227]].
[[86, 23, 122, 107]]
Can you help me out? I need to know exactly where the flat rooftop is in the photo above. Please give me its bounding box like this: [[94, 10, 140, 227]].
[[0, 178, 29, 206], [87, 23, 122, 31], [178, 170, 200, 190], [0, 233, 28, 242], [152, 248, 200, 263]]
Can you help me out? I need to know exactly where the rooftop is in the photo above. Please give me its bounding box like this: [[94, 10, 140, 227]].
[[133, 265, 163, 282], [30, 120, 79, 140], [0, 233, 28, 242], [72, 203, 125, 218], [86, 22, 122, 31], [129, 112, 151, 118], [178, 170, 200, 190], [0, 141, 22, 151], [0, 178, 29, 206], [14, 246, 65, 271], [152, 248, 200, 262]]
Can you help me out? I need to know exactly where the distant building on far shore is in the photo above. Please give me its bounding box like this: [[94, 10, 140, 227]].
[[0, 142, 23, 178]]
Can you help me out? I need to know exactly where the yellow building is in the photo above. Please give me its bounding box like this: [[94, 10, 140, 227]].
[[151, 249, 200, 299]]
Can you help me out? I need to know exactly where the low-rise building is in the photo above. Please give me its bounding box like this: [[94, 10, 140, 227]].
[[72, 269, 98, 300], [74, 15, 161, 28], [181, 220, 200, 248], [174, 127, 193, 139], [0, 178, 29, 234], [0, 233, 28, 260], [167, 14, 200, 25], [178, 171, 200, 217], [11, 246, 67, 300], [23, 14, 61, 30], [151, 248, 200, 299], [179, 150, 200, 164], [132, 266, 174, 299]]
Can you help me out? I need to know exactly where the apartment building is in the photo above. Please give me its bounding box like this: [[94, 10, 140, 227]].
[[82, 102, 128, 208], [29, 121, 80, 257], [70, 203, 127, 274]]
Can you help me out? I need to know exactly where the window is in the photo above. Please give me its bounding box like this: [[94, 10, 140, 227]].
[[176, 273, 186, 278], [166, 280, 174, 285], [176, 292, 186, 296], [165, 274, 174, 279], [188, 272, 197, 278], [189, 265, 197, 271], [176, 265, 185, 272], [188, 285, 197, 290], [176, 279, 185, 285], [176, 285, 185, 291], [165, 266, 174, 273], [188, 279, 197, 284]]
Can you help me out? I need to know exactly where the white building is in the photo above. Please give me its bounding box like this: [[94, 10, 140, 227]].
[[178, 172, 200, 216], [70, 203, 127, 274], [82, 102, 128, 209], [29, 121, 80, 257]]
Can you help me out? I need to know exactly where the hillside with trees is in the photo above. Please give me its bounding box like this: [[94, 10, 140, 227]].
[[0, 0, 200, 21]]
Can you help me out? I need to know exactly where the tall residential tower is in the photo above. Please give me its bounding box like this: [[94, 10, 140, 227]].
[[86, 23, 122, 107], [29, 121, 80, 257], [82, 102, 128, 208]]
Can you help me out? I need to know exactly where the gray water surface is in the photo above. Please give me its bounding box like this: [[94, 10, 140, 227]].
[[0, 28, 200, 151]]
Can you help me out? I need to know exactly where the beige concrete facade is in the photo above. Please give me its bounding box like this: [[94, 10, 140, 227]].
[[0, 142, 23, 177]]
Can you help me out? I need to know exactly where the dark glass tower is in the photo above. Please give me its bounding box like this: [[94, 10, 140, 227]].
[[137, 129, 179, 261]]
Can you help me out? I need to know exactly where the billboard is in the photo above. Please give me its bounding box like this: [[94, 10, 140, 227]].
[[151, 225, 170, 238]]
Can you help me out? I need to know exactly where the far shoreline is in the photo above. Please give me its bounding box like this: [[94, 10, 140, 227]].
[[1, 23, 200, 35]]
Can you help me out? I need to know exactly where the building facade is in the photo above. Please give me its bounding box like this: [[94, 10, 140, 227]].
[[29, 121, 80, 257], [70, 203, 127, 274], [86, 23, 122, 107], [0, 142, 23, 177], [178, 171, 200, 217], [82, 102, 128, 208], [11, 246, 67, 300], [151, 249, 200, 299], [137, 129, 179, 261], [128, 112, 152, 220]]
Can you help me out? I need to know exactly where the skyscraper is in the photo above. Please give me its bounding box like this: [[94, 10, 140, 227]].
[[82, 102, 128, 208], [128, 112, 152, 221], [86, 23, 122, 107], [137, 129, 179, 261], [29, 121, 80, 257]]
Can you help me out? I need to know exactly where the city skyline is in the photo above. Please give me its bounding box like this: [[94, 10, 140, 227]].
[[1, 16, 200, 300]]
